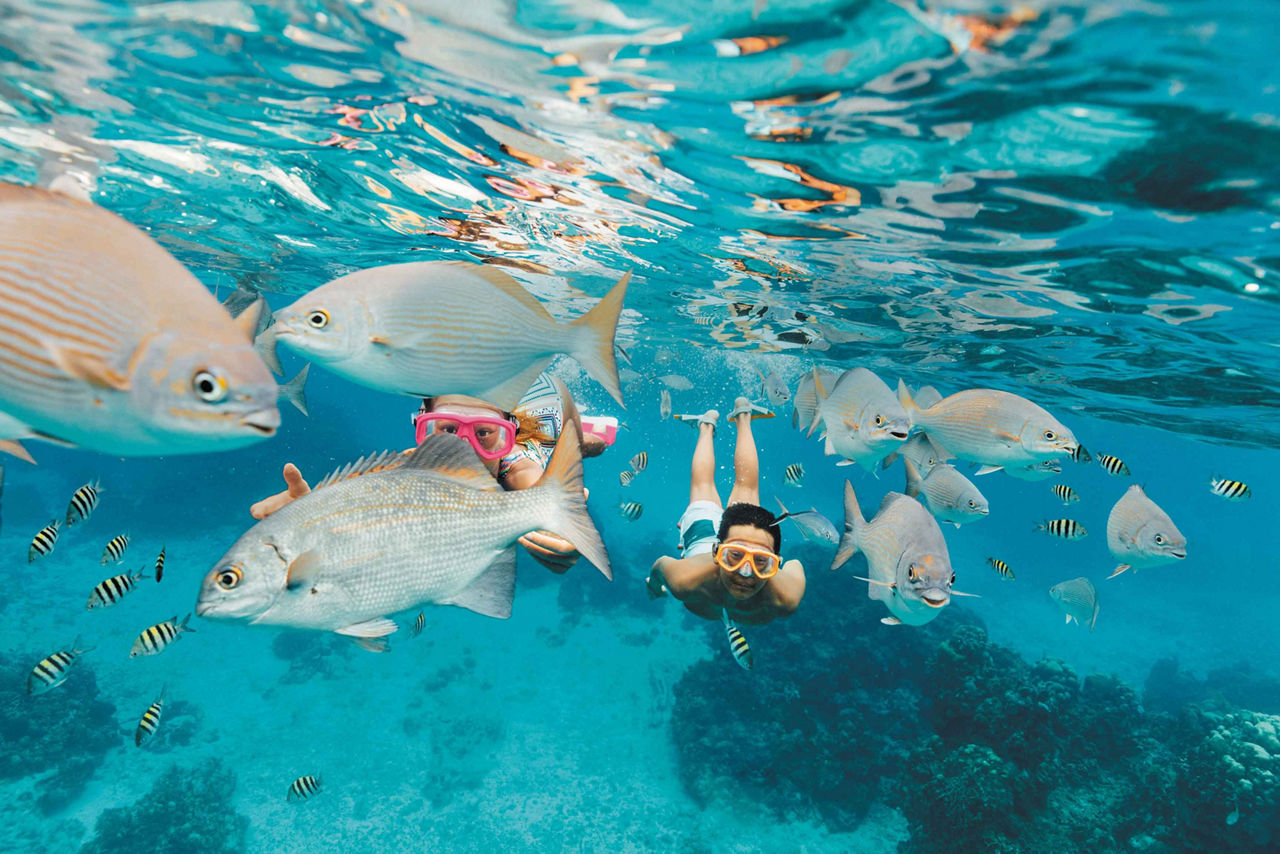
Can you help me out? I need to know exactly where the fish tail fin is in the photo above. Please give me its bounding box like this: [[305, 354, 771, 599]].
[[72, 635, 96, 655], [255, 323, 284, 377], [831, 481, 864, 571], [535, 419, 611, 580], [568, 270, 630, 407], [1107, 564, 1131, 579], [1089, 607, 1099, 632], [1033, 521, 1046, 533], [903, 458, 923, 498], [0, 439, 35, 464], [178, 613, 196, 633], [805, 368, 828, 438], [280, 364, 310, 416]]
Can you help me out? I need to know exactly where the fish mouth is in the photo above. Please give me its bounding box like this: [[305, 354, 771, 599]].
[[195, 601, 212, 617], [1171, 550, 1186, 559], [240, 408, 280, 435], [890, 430, 909, 440], [921, 590, 950, 607]]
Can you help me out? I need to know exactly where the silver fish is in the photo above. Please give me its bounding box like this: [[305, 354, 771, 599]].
[[722, 609, 752, 670], [619, 500, 643, 521], [791, 367, 838, 431], [913, 385, 944, 409], [757, 366, 790, 407], [27, 638, 92, 694], [29, 519, 60, 562], [659, 374, 693, 390], [832, 483, 955, 626], [774, 497, 838, 545], [1106, 485, 1186, 578], [87, 565, 148, 609], [904, 459, 989, 527], [196, 430, 610, 640], [1000, 459, 1061, 481], [130, 614, 194, 657], [1209, 477, 1250, 501], [659, 389, 672, 420], [135, 686, 166, 747], [288, 775, 321, 801], [897, 382, 1078, 469], [66, 479, 101, 525], [1050, 577, 1098, 631], [810, 368, 909, 470], [881, 433, 945, 477], [0, 183, 279, 458], [272, 261, 628, 410], [783, 463, 804, 487]]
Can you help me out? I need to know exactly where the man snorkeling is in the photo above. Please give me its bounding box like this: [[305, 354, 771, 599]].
[[646, 398, 805, 628]]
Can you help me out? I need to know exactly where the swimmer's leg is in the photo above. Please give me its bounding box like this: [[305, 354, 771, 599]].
[[727, 398, 760, 507], [689, 410, 721, 505]]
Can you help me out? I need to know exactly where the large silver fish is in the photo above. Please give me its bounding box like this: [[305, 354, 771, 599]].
[[831, 482, 955, 626], [196, 431, 610, 641], [897, 381, 1078, 470], [271, 261, 628, 411], [904, 459, 989, 528], [1106, 485, 1186, 578], [791, 367, 837, 430], [1050, 577, 1098, 630], [0, 184, 280, 458], [809, 368, 910, 470]]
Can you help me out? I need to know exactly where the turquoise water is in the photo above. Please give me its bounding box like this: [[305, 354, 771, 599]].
[[2, 0, 1279, 851]]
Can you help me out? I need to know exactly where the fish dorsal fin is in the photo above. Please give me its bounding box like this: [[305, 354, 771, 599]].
[[403, 433, 502, 490], [449, 262, 554, 322], [442, 547, 516, 619], [312, 450, 407, 492]]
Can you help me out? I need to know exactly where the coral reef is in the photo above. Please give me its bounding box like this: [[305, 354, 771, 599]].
[[78, 758, 248, 854], [1147, 658, 1280, 718], [1177, 708, 1280, 852]]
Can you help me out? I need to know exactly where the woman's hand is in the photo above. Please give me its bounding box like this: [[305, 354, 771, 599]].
[[519, 530, 580, 573], [250, 463, 311, 519]]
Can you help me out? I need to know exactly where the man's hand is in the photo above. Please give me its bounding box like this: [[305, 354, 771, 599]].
[[644, 574, 669, 599], [250, 463, 311, 520], [519, 530, 580, 573]]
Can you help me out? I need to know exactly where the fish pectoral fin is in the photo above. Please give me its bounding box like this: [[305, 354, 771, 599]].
[[1107, 564, 1131, 579], [335, 616, 398, 638], [835, 459, 854, 467], [1065, 613, 1074, 624], [46, 343, 131, 391], [0, 439, 36, 464], [974, 465, 1003, 476], [350, 636, 391, 653], [369, 334, 394, 347], [880, 617, 902, 626], [441, 548, 517, 620], [285, 550, 325, 592]]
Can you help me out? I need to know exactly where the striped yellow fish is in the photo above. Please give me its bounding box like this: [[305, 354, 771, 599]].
[[27, 638, 92, 694], [411, 611, 425, 638], [986, 557, 1014, 580], [619, 501, 643, 521], [154, 546, 166, 583], [28, 519, 60, 562], [271, 262, 629, 411], [1069, 444, 1092, 464], [87, 566, 148, 609], [722, 610, 753, 670], [65, 480, 101, 525], [1036, 518, 1088, 540], [1098, 453, 1130, 476], [101, 534, 130, 565], [129, 614, 194, 658], [0, 183, 279, 458], [629, 451, 648, 472], [1209, 477, 1251, 501], [1051, 484, 1080, 504], [618, 469, 635, 487], [288, 775, 322, 801], [135, 687, 166, 747], [783, 463, 804, 487]]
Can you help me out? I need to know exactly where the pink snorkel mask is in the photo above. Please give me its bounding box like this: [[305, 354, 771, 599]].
[[412, 411, 518, 460]]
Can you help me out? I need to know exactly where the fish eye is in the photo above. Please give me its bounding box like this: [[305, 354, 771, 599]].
[[1154, 534, 1166, 545], [908, 566, 919, 581], [192, 370, 228, 403], [950, 573, 957, 585], [1043, 430, 1056, 440], [874, 414, 884, 426], [216, 566, 243, 590], [968, 500, 976, 508], [307, 309, 330, 329]]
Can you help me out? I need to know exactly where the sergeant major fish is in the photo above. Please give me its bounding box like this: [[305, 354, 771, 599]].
[[904, 459, 989, 528], [1051, 484, 1080, 504], [66, 480, 101, 525], [154, 546, 166, 583], [135, 686, 166, 747], [29, 519, 60, 562], [722, 609, 753, 670], [87, 566, 148, 609], [28, 638, 92, 694], [0, 183, 279, 459], [1209, 477, 1251, 501], [101, 534, 129, 565], [288, 775, 321, 801], [1036, 518, 1087, 540], [809, 368, 909, 470], [619, 470, 635, 487], [1106, 485, 1186, 578], [1050, 577, 1099, 631], [629, 451, 648, 472], [783, 463, 804, 487], [619, 500, 643, 521], [271, 261, 629, 411], [832, 483, 957, 626], [987, 557, 1014, 580], [1098, 453, 1130, 477], [130, 614, 194, 657]]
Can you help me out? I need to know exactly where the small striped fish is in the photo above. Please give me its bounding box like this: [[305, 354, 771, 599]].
[[65, 480, 102, 526], [154, 546, 166, 583], [87, 566, 148, 610], [987, 557, 1014, 580], [783, 463, 804, 487], [135, 687, 166, 747], [693, 315, 713, 326], [28, 519, 60, 562], [1051, 484, 1080, 504], [129, 614, 194, 658], [412, 611, 425, 638], [630, 451, 648, 472], [1036, 519, 1088, 540], [1098, 454, 1130, 477], [1069, 444, 1092, 464], [1210, 477, 1251, 501], [288, 775, 322, 801], [619, 501, 643, 521], [27, 638, 92, 694], [722, 610, 753, 670], [619, 469, 635, 487], [101, 534, 130, 565]]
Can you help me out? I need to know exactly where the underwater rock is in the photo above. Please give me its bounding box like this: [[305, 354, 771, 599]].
[[1176, 708, 1280, 852], [899, 741, 1018, 853], [79, 758, 248, 854], [1145, 657, 1213, 715]]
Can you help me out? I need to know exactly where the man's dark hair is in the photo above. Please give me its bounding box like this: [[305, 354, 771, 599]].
[[717, 502, 782, 554]]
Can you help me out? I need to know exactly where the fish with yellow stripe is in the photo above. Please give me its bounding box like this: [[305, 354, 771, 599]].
[[101, 534, 130, 565], [722, 609, 753, 670], [27, 637, 93, 694], [629, 451, 648, 472], [1036, 518, 1087, 540], [1209, 477, 1251, 501], [29, 518, 60, 562], [135, 686, 166, 747], [65, 480, 102, 526], [270, 261, 629, 411], [1051, 484, 1080, 504], [129, 614, 195, 658], [987, 557, 1014, 580], [0, 182, 280, 459], [288, 775, 322, 801], [87, 566, 148, 609], [154, 546, 166, 583], [1098, 453, 1130, 477]]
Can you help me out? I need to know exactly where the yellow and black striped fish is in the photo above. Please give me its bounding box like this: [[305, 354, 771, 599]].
[[1036, 518, 1088, 540], [619, 501, 643, 521], [101, 534, 130, 565], [1098, 454, 1130, 477], [87, 566, 148, 610], [412, 611, 425, 638], [1051, 484, 1080, 504], [693, 316, 713, 326], [722, 611, 753, 670], [630, 451, 648, 472], [154, 546, 166, 583], [1069, 444, 1092, 464], [28, 519, 60, 563], [65, 480, 102, 526], [27, 638, 92, 694], [784, 463, 804, 487], [986, 557, 1015, 580], [288, 775, 322, 801], [1210, 477, 1251, 501], [129, 614, 194, 658], [135, 687, 166, 747], [619, 469, 635, 487]]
